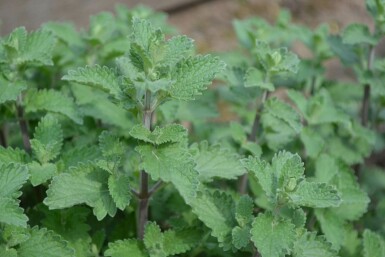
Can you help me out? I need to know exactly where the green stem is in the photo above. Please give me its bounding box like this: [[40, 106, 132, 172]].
[[137, 90, 153, 240], [239, 90, 269, 194], [16, 95, 31, 153], [361, 46, 375, 127]]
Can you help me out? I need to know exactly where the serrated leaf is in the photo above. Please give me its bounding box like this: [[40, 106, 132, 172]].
[[169, 55, 225, 100], [232, 226, 251, 249], [18, 227, 75, 257], [342, 23, 378, 45], [62, 65, 122, 99], [315, 209, 347, 250], [189, 190, 236, 250], [28, 162, 57, 186], [0, 246, 17, 257], [0, 163, 29, 198], [287, 181, 341, 208], [0, 76, 27, 104], [1, 225, 30, 247], [24, 89, 82, 124], [300, 127, 325, 158], [243, 151, 305, 204], [0, 197, 28, 227], [161, 35, 194, 67], [244, 67, 274, 91], [251, 212, 295, 257], [136, 143, 199, 201], [190, 141, 246, 182], [0, 146, 28, 165], [4, 27, 55, 66], [105, 239, 147, 257], [98, 131, 125, 173], [130, 124, 187, 145], [293, 231, 338, 257], [43, 22, 83, 47], [131, 18, 157, 52], [30, 115, 63, 163], [108, 173, 131, 210], [144, 222, 199, 257], [44, 164, 117, 220], [363, 229, 385, 257], [261, 98, 302, 150], [60, 145, 101, 170], [314, 154, 339, 183], [235, 195, 254, 227]]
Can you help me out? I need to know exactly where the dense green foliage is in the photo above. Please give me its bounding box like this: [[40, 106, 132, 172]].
[[1, 2, 385, 257]]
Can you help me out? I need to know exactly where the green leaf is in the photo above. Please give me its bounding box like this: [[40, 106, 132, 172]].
[[363, 229, 385, 257], [28, 162, 57, 186], [232, 226, 251, 249], [0, 246, 18, 257], [161, 35, 194, 67], [105, 239, 147, 257], [251, 212, 295, 257], [3, 27, 55, 66], [130, 18, 157, 52], [0, 163, 29, 198], [315, 209, 347, 250], [287, 181, 341, 208], [43, 22, 83, 47], [30, 115, 63, 163], [136, 143, 199, 201], [242, 151, 305, 204], [189, 190, 236, 250], [62, 65, 122, 99], [0, 146, 28, 165], [44, 164, 117, 220], [97, 131, 125, 173], [190, 141, 246, 182], [292, 231, 338, 257], [18, 227, 75, 257], [261, 98, 302, 150], [244, 67, 274, 91], [342, 24, 378, 45], [108, 173, 131, 210], [300, 127, 325, 158], [314, 154, 339, 183], [0, 76, 27, 104], [24, 89, 82, 124], [235, 195, 254, 227], [1, 224, 30, 247], [169, 55, 225, 100], [130, 124, 187, 145], [144, 222, 200, 257], [0, 197, 28, 227]]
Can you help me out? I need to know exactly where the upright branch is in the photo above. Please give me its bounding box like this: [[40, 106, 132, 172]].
[[239, 90, 269, 194], [137, 90, 153, 240], [16, 95, 31, 153], [361, 46, 375, 127]]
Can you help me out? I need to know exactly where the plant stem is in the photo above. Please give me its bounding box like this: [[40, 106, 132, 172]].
[[239, 90, 269, 194], [0, 125, 7, 147], [137, 90, 153, 240], [16, 95, 31, 153], [361, 46, 375, 127]]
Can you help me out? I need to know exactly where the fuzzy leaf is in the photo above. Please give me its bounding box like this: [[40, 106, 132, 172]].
[[108, 173, 131, 210], [144, 222, 199, 257], [62, 65, 122, 99], [4, 27, 55, 66], [314, 154, 339, 183], [130, 124, 187, 145], [190, 190, 236, 250], [292, 231, 338, 257], [0, 163, 29, 198], [342, 23, 378, 45], [24, 89, 82, 124], [98, 131, 125, 173], [287, 181, 341, 208], [44, 164, 117, 220], [105, 239, 147, 257], [235, 195, 254, 227], [300, 127, 325, 158], [169, 55, 225, 100], [0, 76, 27, 104], [0, 198, 28, 227], [244, 67, 274, 91], [18, 227, 74, 257], [28, 162, 57, 186], [251, 213, 296, 257], [161, 35, 194, 66], [0, 146, 28, 165], [315, 209, 346, 250], [232, 226, 251, 249], [363, 229, 385, 257], [136, 143, 199, 201], [30, 115, 63, 163], [190, 141, 246, 182]]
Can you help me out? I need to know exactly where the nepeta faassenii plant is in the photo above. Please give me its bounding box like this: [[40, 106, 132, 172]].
[[1, 2, 385, 257]]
